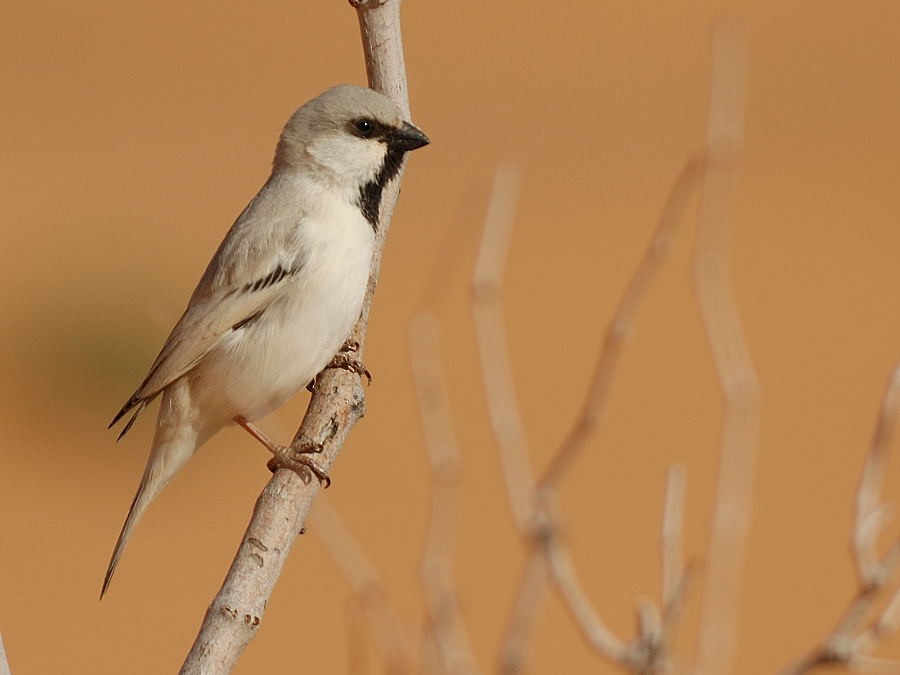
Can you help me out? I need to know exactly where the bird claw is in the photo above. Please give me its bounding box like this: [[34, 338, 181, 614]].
[[326, 353, 372, 385], [234, 417, 331, 487], [267, 442, 331, 488], [305, 341, 371, 392]]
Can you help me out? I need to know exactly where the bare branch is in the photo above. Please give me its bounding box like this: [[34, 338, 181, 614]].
[[0, 633, 10, 675], [472, 121, 708, 671], [544, 467, 693, 674], [469, 164, 558, 674], [847, 655, 900, 673], [875, 577, 900, 634], [660, 463, 689, 628], [536, 157, 705, 495], [496, 553, 548, 675], [855, 363, 900, 587], [471, 163, 532, 530], [778, 362, 900, 675], [477, 149, 706, 672], [311, 498, 413, 675], [180, 2, 417, 671], [410, 312, 480, 675], [692, 20, 755, 675], [545, 535, 630, 663]]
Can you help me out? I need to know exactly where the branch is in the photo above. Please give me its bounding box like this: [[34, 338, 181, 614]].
[[475, 152, 705, 673], [180, 2, 416, 672], [0, 633, 10, 675], [692, 19, 755, 675], [410, 312, 481, 675], [310, 497, 413, 674], [777, 362, 900, 675], [471, 162, 532, 530], [536, 156, 706, 496]]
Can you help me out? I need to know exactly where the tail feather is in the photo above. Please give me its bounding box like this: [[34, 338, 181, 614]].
[[109, 391, 162, 440], [101, 411, 200, 598], [101, 478, 153, 598]]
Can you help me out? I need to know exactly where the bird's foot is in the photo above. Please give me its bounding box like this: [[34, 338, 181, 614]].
[[307, 340, 372, 393], [266, 443, 331, 488], [326, 352, 372, 384], [234, 416, 331, 487]]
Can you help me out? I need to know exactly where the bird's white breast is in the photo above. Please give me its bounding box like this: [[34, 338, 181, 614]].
[[193, 176, 375, 425]]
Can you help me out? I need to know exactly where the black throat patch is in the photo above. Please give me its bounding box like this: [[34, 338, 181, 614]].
[[358, 144, 405, 229]]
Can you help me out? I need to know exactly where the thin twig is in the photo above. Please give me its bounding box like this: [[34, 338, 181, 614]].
[[410, 312, 481, 675], [540, 158, 706, 672], [471, 162, 532, 531], [855, 363, 900, 587], [847, 655, 900, 673], [474, 145, 706, 671], [545, 536, 630, 663], [660, 463, 688, 627], [0, 633, 10, 675], [180, 2, 417, 671], [310, 498, 413, 675], [545, 462, 691, 674], [536, 157, 706, 495], [496, 553, 548, 675], [875, 579, 900, 634], [470, 164, 556, 675], [778, 362, 900, 675], [692, 19, 754, 675]]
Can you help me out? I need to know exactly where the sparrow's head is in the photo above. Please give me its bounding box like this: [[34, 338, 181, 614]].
[[274, 85, 429, 224]]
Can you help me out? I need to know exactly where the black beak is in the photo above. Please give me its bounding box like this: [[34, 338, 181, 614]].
[[390, 122, 430, 152]]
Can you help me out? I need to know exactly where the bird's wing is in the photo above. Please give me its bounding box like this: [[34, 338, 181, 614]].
[[110, 203, 306, 435]]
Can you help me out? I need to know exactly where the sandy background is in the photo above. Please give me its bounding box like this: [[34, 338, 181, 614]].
[[2, 0, 900, 673]]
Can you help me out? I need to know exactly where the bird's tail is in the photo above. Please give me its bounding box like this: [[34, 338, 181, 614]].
[[101, 412, 200, 598]]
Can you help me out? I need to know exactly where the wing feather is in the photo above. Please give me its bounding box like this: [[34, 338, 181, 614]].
[[110, 185, 306, 435]]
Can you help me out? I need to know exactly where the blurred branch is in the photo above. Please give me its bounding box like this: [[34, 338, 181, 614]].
[[541, 156, 706, 672], [311, 498, 413, 674], [854, 365, 900, 587], [496, 552, 549, 675], [660, 463, 693, 637], [535, 158, 705, 496], [410, 312, 481, 675], [0, 633, 10, 675], [692, 20, 755, 675], [778, 362, 900, 675], [544, 534, 630, 664], [473, 149, 705, 673], [547, 466, 692, 672], [471, 163, 532, 531], [180, 1, 417, 672]]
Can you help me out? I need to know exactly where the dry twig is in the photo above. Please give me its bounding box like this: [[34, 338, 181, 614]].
[[691, 20, 755, 675], [535, 157, 705, 497], [471, 163, 532, 530], [473, 146, 705, 672], [778, 362, 900, 675], [410, 312, 481, 675], [310, 498, 413, 675], [660, 464, 692, 639], [0, 633, 10, 675]]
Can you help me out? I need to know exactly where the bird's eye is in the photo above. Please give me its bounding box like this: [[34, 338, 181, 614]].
[[353, 119, 376, 138]]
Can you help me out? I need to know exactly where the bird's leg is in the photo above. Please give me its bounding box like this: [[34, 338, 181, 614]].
[[233, 416, 330, 487]]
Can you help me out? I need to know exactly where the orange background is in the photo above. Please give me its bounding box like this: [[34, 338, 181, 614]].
[[2, 1, 900, 673]]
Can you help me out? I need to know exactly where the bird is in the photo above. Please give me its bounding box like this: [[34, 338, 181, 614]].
[[102, 84, 429, 597]]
